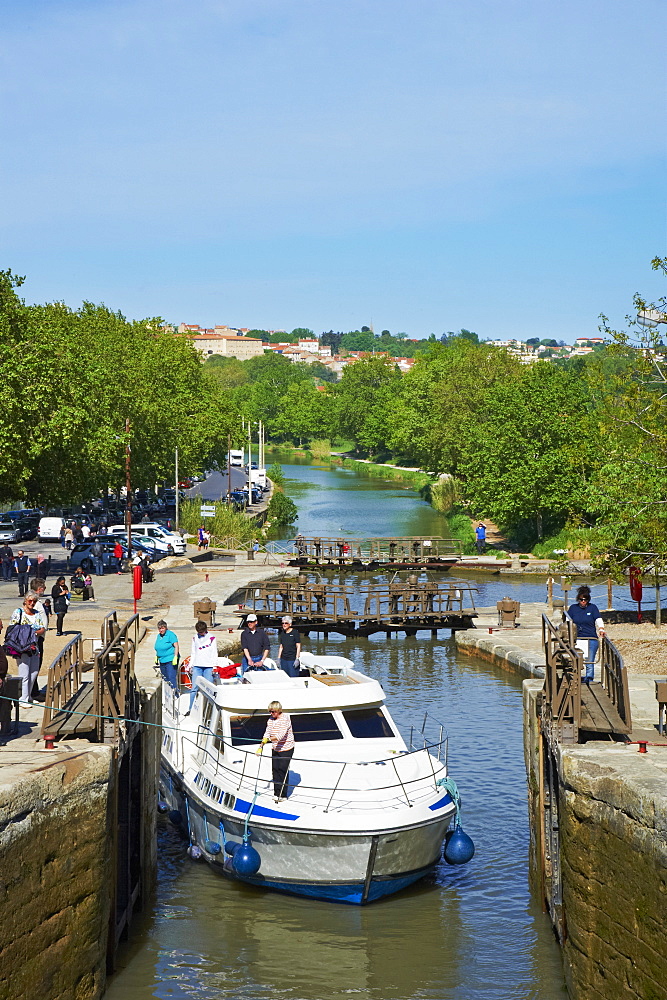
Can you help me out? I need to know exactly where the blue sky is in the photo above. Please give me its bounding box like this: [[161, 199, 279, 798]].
[[1, 0, 664, 339]]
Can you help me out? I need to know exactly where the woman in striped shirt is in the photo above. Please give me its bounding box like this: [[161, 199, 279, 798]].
[[257, 701, 295, 801]]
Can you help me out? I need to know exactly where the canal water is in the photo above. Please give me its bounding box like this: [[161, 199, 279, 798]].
[[105, 459, 567, 999]]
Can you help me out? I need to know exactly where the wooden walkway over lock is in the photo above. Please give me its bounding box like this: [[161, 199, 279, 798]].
[[236, 575, 478, 636], [277, 535, 461, 569]]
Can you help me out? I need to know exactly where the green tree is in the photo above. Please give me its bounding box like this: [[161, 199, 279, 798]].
[[458, 363, 599, 539], [336, 356, 400, 456], [340, 330, 378, 352]]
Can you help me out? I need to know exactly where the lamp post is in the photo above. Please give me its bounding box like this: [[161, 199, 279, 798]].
[[175, 447, 179, 530], [125, 418, 132, 559]]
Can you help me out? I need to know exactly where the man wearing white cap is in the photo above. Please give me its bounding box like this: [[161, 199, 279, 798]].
[[240, 613, 270, 674]]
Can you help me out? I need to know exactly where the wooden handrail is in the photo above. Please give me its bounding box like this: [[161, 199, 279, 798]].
[[42, 633, 85, 735], [600, 634, 632, 733], [541, 614, 582, 745]]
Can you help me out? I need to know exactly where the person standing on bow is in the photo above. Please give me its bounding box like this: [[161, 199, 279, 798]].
[[568, 585, 605, 685], [240, 613, 270, 674], [185, 620, 218, 716], [277, 616, 301, 677], [256, 701, 295, 802]]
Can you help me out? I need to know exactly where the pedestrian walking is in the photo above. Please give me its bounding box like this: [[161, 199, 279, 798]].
[[0, 542, 13, 582], [59, 525, 66, 548], [91, 538, 105, 576], [113, 540, 124, 574], [197, 525, 206, 551], [153, 620, 179, 687], [6, 593, 47, 705], [51, 577, 70, 636], [185, 620, 218, 715], [35, 554, 50, 579], [240, 613, 270, 673], [475, 523, 486, 555], [256, 701, 295, 801], [14, 550, 32, 597], [64, 526, 74, 550], [30, 579, 50, 700], [278, 616, 301, 677], [81, 523, 91, 539]]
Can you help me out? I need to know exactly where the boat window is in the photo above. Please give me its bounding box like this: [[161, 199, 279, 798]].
[[291, 713, 343, 741], [214, 714, 229, 753], [201, 699, 214, 732], [342, 708, 394, 738], [230, 715, 268, 747]]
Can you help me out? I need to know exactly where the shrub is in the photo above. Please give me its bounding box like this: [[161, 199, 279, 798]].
[[267, 492, 298, 524]]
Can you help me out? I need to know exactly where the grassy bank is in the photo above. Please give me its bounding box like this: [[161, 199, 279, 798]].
[[445, 508, 477, 554], [179, 499, 258, 545], [337, 457, 431, 490]]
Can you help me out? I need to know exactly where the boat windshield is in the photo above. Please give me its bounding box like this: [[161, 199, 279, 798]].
[[342, 708, 394, 738], [229, 712, 344, 746]]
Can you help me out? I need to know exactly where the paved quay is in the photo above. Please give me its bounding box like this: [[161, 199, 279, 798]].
[[0, 544, 295, 748]]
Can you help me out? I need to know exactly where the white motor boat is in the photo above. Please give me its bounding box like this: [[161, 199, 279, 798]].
[[159, 650, 469, 904]]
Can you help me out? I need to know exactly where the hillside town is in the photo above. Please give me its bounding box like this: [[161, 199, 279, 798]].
[[170, 322, 615, 377]]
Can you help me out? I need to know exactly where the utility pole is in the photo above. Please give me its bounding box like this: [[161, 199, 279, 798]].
[[247, 421, 252, 498], [175, 447, 179, 530], [227, 433, 231, 506], [125, 418, 132, 559]]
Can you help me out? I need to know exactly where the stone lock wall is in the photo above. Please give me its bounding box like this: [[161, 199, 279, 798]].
[[0, 746, 115, 1000], [559, 747, 667, 1000], [523, 680, 667, 1000]]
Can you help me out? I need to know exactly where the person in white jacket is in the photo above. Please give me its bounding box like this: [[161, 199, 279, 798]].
[[185, 620, 218, 715]]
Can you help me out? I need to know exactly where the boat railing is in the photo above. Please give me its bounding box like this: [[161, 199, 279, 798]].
[[178, 732, 449, 812]]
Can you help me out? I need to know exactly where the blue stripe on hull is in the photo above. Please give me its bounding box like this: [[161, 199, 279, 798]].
[[227, 868, 433, 905]]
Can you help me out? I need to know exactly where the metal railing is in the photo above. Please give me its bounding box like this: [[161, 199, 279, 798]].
[[176, 730, 450, 815]]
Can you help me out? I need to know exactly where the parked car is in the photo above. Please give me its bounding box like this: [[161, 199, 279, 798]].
[[16, 517, 39, 541], [0, 521, 21, 544], [69, 539, 127, 571], [108, 523, 185, 555]]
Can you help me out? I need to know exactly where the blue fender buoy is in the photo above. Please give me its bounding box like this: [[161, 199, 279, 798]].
[[232, 840, 261, 876], [444, 825, 475, 865], [188, 844, 202, 859], [225, 841, 240, 856], [157, 800, 169, 814], [205, 840, 222, 855], [169, 809, 183, 826]]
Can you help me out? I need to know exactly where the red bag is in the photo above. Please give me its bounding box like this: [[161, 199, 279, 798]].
[[215, 663, 239, 679]]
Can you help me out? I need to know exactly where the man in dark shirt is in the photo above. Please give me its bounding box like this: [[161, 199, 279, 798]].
[[14, 550, 32, 597], [277, 615, 301, 677], [240, 614, 270, 674], [0, 543, 13, 582]]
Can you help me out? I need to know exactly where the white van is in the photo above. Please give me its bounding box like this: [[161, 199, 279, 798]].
[[39, 516, 65, 542], [108, 523, 186, 555], [249, 468, 267, 489], [229, 449, 244, 467]]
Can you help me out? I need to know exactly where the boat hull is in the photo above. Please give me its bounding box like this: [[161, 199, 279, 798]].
[[160, 762, 453, 905]]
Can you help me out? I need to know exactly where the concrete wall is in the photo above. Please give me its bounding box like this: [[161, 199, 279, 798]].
[[523, 682, 667, 1000]]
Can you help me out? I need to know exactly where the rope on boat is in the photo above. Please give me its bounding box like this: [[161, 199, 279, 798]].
[[436, 776, 461, 826]]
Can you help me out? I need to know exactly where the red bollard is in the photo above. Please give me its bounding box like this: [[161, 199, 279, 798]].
[[44, 734, 55, 750], [205, 573, 209, 583], [133, 564, 143, 613], [638, 741, 648, 753]]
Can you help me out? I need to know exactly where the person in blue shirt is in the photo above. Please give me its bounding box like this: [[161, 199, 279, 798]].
[[475, 523, 486, 554], [154, 620, 180, 687], [567, 585, 605, 684]]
